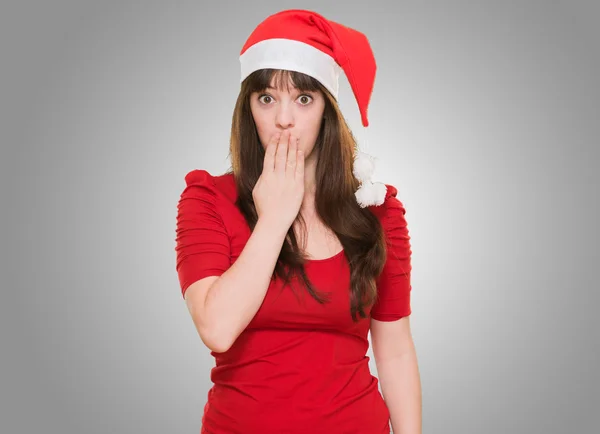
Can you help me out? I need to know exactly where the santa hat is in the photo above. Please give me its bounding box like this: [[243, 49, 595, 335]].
[[239, 9, 387, 207]]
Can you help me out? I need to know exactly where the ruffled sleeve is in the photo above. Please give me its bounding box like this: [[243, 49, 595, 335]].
[[175, 169, 231, 298], [370, 185, 413, 321]]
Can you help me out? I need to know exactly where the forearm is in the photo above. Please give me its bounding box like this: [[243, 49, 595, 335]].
[[204, 216, 288, 350], [377, 349, 422, 434]]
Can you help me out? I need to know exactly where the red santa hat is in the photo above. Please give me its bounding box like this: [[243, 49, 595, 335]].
[[239, 9, 387, 207]]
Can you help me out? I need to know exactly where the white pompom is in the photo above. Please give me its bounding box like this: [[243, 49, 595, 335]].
[[355, 181, 387, 208], [353, 151, 375, 181]]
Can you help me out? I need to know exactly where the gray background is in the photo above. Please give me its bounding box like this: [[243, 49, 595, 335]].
[[1, 0, 598, 433]]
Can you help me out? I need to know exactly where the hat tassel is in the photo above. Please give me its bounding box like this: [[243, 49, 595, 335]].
[[353, 151, 387, 207]]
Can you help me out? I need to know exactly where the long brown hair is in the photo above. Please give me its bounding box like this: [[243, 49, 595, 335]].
[[226, 69, 386, 322]]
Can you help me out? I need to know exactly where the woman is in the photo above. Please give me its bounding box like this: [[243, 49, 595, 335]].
[[175, 9, 421, 434]]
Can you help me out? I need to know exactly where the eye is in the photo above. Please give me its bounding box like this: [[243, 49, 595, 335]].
[[256, 93, 313, 105], [257, 94, 273, 104], [298, 94, 313, 105]]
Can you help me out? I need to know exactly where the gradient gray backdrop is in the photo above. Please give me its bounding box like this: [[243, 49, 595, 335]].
[[2, 1, 598, 433]]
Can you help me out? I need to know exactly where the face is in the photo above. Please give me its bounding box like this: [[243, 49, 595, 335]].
[[249, 77, 325, 158]]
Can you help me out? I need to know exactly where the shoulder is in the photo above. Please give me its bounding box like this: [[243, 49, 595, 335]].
[[368, 183, 407, 222], [181, 169, 237, 203], [370, 184, 412, 266], [367, 183, 410, 247]]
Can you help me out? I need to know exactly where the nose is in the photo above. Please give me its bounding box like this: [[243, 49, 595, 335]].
[[275, 101, 294, 129]]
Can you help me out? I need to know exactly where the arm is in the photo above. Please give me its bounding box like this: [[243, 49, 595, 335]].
[[185, 216, 288, 353], [181, 131, 303, 353], [371, 316, 422, 434]]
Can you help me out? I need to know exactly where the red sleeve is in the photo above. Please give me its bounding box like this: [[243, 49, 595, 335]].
[[370, 185, 413, 321], [175, 170, 231, 298]]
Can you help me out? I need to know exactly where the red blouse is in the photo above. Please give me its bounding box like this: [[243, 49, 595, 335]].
[[175, 169, 413, 434]]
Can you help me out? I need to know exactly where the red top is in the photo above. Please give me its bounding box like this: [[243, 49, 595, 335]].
[[175, 169, 413, 434]]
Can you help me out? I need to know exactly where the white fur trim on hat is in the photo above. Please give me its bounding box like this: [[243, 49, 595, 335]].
[[239, 38, 342, 99]]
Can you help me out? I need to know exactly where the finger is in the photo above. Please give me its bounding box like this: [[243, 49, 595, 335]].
[[263, 132, 280, 172], [286, 134, 297, 172], [295, 148, 304, 180], [275, 130, 289, 174]]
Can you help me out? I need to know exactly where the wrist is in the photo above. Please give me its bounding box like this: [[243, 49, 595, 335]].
[[255, 215, 290, 240]]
